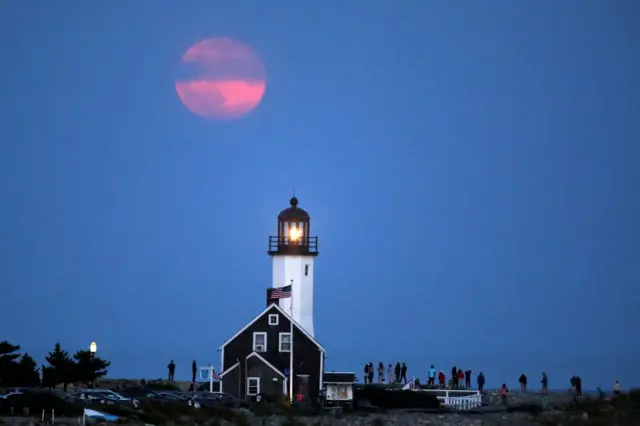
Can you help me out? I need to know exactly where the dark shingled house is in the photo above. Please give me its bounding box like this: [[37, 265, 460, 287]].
[[219, 303, 326, 401]]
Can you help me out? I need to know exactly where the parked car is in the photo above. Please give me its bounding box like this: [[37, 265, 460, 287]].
[[73, 389, 139, 408], [0, 389, 84, 416], [211, 392, 249, 408], [119, 387, 194, 407]]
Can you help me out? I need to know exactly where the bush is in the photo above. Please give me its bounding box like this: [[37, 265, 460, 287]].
[[353, 387, 441, 410]]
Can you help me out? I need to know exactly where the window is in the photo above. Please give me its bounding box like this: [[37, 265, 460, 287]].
[[247, 377, 260, 396], [304, 264, 309, 276], [253, 332, 267, 352], [268, 314, 279, 325], [279, 332, 291, 352]]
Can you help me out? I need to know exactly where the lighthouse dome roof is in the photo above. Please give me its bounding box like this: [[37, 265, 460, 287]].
[[278, 197, 310, 221]]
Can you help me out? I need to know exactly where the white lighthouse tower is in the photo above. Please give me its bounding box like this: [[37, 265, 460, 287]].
[[268, 197, 319, 337]]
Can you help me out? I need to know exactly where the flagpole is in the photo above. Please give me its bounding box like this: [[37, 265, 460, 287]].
[[289, 279, 294, 401]]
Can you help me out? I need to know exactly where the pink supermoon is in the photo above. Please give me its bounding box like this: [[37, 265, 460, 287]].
[[175, 38, 266, 120]]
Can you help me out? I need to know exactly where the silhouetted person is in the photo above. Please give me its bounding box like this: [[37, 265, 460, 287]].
[[438, 371, 446, 389], [377, 362, 384, 383], [428, 365, 436, 387], [499, 383, 509, 404], [168, 360, 175, 381], [613, 380, 621, 395], [367, 362, 374, 384], [451, 366, 458, 389], [387, 364, 394, 384], [394, 362, 401, 384], [457, 369, 464, 389], [518, 374, 527, 392], [465, 370, 471, 389], [363, 363, 370, 384], [188, 382, 195, 392], [192, 360, 197, 382], [575, 375, 582, 396], [477, 372, 485, 392], [400, 362, 407, 384], [541, 372, 548, 394]]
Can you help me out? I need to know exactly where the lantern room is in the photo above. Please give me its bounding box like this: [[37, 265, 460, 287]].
[[268, 197, 319, 256]]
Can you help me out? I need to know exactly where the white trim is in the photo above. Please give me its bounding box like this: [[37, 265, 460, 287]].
[[319, 353, 324, 390], [268, 314, 279, 325], [279, 332, 292, 352], [246, 351, 286, 378], [252, 332, 267, 352], [219, 303, 326, 353], [246, 377, 260, 396], [220, 347, 225, 393], [219, 362, 239, 377]]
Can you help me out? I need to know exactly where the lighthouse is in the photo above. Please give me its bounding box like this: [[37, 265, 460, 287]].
[[268, 196, 319, 337]]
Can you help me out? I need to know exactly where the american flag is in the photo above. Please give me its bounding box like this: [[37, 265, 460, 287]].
[[271, 285, 292, 299]]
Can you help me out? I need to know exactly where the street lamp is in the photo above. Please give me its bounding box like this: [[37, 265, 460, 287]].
[[89, 341, 97, 388]]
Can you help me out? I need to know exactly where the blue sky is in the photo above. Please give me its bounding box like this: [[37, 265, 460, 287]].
[[1, 1, 638, 390]]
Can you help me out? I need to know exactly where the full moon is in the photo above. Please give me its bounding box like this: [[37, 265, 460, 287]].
[[175, 38, 267, 120]]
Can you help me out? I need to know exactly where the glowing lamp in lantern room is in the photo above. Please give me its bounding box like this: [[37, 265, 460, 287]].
[[89, 341, 97, 354], [289, 226, 301, 241]]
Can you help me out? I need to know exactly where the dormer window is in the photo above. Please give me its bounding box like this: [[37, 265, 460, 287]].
[[268, 314, 279, 326]]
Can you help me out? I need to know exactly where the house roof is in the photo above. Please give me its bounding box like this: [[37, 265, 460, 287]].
[[246, 351, 285, 378], [219, 362, 239, 378], [324, 372, 356, 384], [219, 303, 326, 353]]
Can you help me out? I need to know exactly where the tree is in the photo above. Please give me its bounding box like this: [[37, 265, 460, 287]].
[[0, 340, 21, 385], [15, 353, 41, 386], [73, 350, 110, 386], [45, 343, 76, 391]]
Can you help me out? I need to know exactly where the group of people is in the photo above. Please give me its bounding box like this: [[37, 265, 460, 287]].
[[363, 362, 408, 384], [167, 359, 217, 383]]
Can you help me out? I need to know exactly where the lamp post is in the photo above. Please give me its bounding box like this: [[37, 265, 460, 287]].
[[89, 341, 97, 388]]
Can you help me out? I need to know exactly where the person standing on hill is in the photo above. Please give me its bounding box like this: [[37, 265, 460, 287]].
[[541, 372, 548, 394], [368, 362, 374, 384], [451, 366, 458, 389], [518, 374, 528, 392], [377, 362, 384, 383], [428, 365, 436, 387], [499, 384, 509, 404], [394, 362, 401, 384], [400, 362, 408, 384], [167, 360, 176, 381], [192, 360, 197, 383], [575, 376, 582, 396], [387, 364, 394, 384], [464, 370, 472, 389], [613, 380, 621, 395], [477, 372, 485, 392], [438, 371, 446, 389], [363, 363, 370, 384], [457, 369, 464, 389]]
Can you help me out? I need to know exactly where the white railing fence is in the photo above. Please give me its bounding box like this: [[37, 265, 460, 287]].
[[404, 379, 482, 411]]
